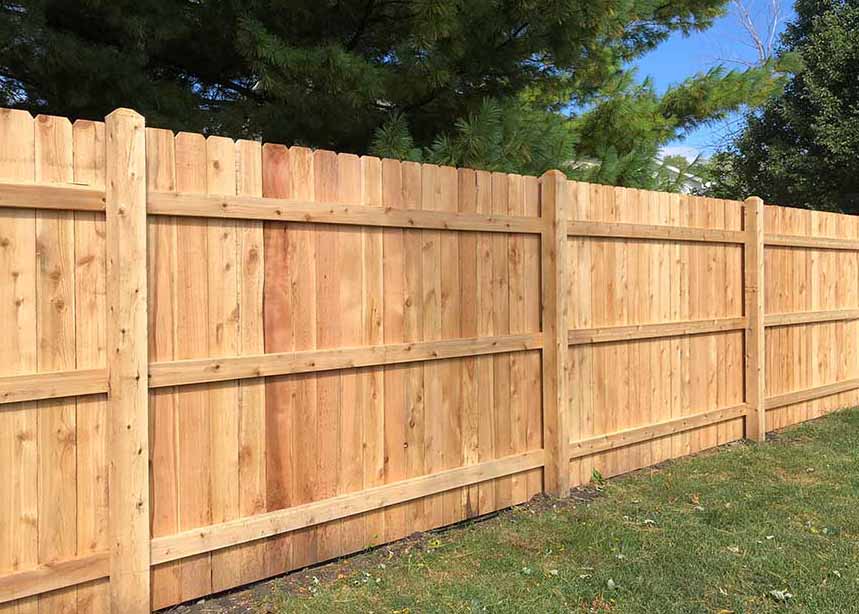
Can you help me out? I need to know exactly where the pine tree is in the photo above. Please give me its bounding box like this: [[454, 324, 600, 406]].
[[574, 65, 782, 188], [369, 64, 782, 187], [1, 0, 783, 185]]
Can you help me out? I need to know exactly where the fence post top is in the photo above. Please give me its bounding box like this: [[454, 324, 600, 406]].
[[106, 107, 144, 122], [540, 169, 567, 182]]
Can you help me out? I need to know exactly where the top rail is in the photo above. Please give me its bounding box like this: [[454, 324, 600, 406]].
[[0, 180, 543, 233], [5, 180, 859, 249], [567, 220, 746, 244], [146, 191, 545, 233], [569, 220, 859, 251], [765, 233, 859, 251]]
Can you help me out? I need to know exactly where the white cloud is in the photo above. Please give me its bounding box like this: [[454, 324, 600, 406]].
[[659, 145, 703, 162]]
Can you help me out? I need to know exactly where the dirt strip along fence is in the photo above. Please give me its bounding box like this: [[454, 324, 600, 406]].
[[0, 107, 856, 613]]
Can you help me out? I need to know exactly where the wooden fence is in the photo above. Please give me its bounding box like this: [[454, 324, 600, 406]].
[[0, 107, 856, 613]]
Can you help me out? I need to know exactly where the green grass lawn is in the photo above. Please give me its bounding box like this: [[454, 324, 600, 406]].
[[257, 409, 859, 613]]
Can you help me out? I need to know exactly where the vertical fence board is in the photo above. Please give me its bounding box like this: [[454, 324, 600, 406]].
[[439, 165, 464, 526], [724, 197, 742, 436], [508, 174, 527, 505], [710, 198, 726, 450], [568, 181, 594, 487], [677, 195, 693, 457], [400, 161, 427, 532], [205, 136, 242, 592], [591, 185, 610, 474], [708, 196, 727, 445], [475, 169, 496, 514], [523, 176, 543, 499], [290, 147, 320, 569], [314, 149, 344, 561], [616, 189, 634, 472], [420, 164, 444, 527], [765, 206, 781, 431], [173, 132, 213, 601], [809, 211, 822, 420], [146, 127, 180, 610], [491, 173, 513, 506], [381, 158, 409, 539], [34, 114, 78, 614], [457, 168, 479, 519], [361, 156, 386, 545], [688, 196, 707, 455], [235, 139, 267, 584], [638, 189, 657, 469], [667, 192, 684, 461], [260, 143, 295, 575], [72, 118, 109, 614]]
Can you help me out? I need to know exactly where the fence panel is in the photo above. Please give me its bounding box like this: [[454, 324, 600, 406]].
[[565, 184, 747, 485], [763, 207, 859, 429], [142, 137, 545, 608], [0, 110, 111, 612]]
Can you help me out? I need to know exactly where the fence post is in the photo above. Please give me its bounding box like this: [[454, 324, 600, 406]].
[[744, 196, 766, 441], [540, 170, 571, 496], [105, 108, 150, 613]]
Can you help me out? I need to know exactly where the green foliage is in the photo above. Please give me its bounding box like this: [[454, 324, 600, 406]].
[[655, 154, 707, 193], [705, 0, 859, 212], [0, 0, 729, 148], [370, 62, 783, 185], [567, 64, 783, 188], [371, 98, 579, 176], [0, 0, 783, 185], [369, 114, 423, 163], [694, 150, 751, 198]]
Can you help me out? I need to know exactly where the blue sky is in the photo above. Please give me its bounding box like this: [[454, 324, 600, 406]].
[[632, 0, 794, 161]]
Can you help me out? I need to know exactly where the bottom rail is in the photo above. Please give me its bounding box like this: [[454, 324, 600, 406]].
[[151, 450, 544, 565], [0, 451, 544, 603], [0, 552, 109, 605], [765, 378, 859, 410], [569, 404, 749, 460]]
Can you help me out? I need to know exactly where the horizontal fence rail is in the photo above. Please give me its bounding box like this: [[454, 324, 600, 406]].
[[765, 233, 859, 251], [0, 179, 106, 211], [0, 179, 543, 233], [765, 378, 859, 410], [149, 333, 543, 388], [568, 317, 748, 345], [764, 308, 859, 327], [1, 107, 857, 614], [0, 553, 110, 605], [569, 404, 749, 460], [0, 367, 108, 404], [567, 220, 747, 244], [150, 450, 545, 565], [0, 334, 543, 404], [148, 191, 545, 233]]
